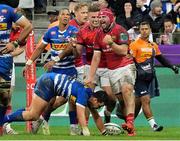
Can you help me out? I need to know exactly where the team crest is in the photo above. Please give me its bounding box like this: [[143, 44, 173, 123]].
[[120, 33, 128, 42], [51, 31, 56, 35], [1, 9, 7, 14]]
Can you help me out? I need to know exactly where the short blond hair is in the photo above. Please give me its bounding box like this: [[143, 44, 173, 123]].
[[74, 2, 88, 12]]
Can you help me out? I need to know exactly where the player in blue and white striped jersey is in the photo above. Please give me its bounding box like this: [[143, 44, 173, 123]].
[[0, 1, 32, 135], [1, 72, 109, 136], [27, 8, 78, 78]]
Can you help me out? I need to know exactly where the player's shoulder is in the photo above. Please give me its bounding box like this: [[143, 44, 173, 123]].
[[48, 25, 58, 31], [0, 4, 14, 14], [114, 24, 126, 31], [68, 25, 78, 31], [0, 4, 12, 10]]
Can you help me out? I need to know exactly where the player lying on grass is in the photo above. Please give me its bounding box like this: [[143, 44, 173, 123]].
[[0, 72, 109, 136]]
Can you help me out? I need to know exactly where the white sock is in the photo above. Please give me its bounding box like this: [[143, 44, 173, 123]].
[[148, 117, 157, 128], [4, 123, 11, 129], [70, 124, 78, 128]]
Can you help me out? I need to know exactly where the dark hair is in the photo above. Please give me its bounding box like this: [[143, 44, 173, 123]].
[[123, 0, 136, 12], [93, 90, 108, 105], [163, 18, 174, 24], [140, 21, 151, 27], [88, 3, 100, 12], [0, 0, 19, 8]]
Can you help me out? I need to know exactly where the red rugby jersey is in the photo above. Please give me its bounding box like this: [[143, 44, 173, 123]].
[[77, 23, 107, 68], [94, 24, 133, 70]]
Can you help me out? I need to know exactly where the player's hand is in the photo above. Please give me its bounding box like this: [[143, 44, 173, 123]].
[[22, 66, 26, 78], [84, 78, 94, 88], [22, 65, 29, 78], [0, 43, 15, 54], [172, 65, 179, 74], [81, 126, 90, 136], [22, 60, 33, 78], [68, 37, 77, 48], [44, 61, 56, 71], [103, 35, 113, 45]]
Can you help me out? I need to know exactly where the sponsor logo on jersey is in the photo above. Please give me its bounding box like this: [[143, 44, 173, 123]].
[[0, 23, 7, 30], [51, 43, 68, 51]]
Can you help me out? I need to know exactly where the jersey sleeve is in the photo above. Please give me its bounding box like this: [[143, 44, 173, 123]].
[[71, 26, 78, 38], [118, 26, 129, 45], [10, 8, 23, 23], [154, 43, 161, 56], [76, 90, 89, 108], [42, 29, 51, 45]]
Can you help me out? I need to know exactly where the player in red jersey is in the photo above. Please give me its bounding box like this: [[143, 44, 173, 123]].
[[69, 2, 88, 82], [85, 8, 136, 136], [76, 4, 116, 124]]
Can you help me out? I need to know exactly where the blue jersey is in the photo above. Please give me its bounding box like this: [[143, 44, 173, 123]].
[[0, 4, 21, 45], [42, 25, 78, 70], [0, 4, 22, 80], [34, 73, 93, 108]]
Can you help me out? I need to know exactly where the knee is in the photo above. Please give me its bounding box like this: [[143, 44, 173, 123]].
[[141, 96, 151, 106], [121, 83, 134, 94], [0, 89, 10, 106]]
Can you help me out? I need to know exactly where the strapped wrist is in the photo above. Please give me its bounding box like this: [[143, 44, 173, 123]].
[[26, 59, 33, 65], [108, 41, 114, 46], [53, 56, 60, 62], [12, 41, 19, 48], [17, 39, 27, 46]]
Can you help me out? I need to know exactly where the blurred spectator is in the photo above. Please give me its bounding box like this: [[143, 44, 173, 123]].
[[92, 0, 116, 14], [0, 0, 19, 8], [159, 18, 176, 44], [167, 0, 180, 24], [34, 0, 47, 14], [52, 0, 56, 6], [47, 9, 59, 23], [136, 0, 153, 15], [127, 22, 140, 42], [116, 0, 143, 30], [161, 0, 174, 14], [143, 0, 166, 41], [69, 0, 79, 19]]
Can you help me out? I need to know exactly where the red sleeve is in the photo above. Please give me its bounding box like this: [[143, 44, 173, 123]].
[[118, 26, 129, 45], [77, 29, 84, 45]]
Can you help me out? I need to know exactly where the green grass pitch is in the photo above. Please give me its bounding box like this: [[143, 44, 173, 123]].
[[0, 125, 180, 140]]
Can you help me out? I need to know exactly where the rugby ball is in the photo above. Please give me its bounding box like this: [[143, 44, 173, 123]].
[[104, 122, 124, 135]]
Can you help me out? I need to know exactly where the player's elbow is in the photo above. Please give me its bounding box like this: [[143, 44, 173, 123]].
[[26, 23, 33, 32]]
